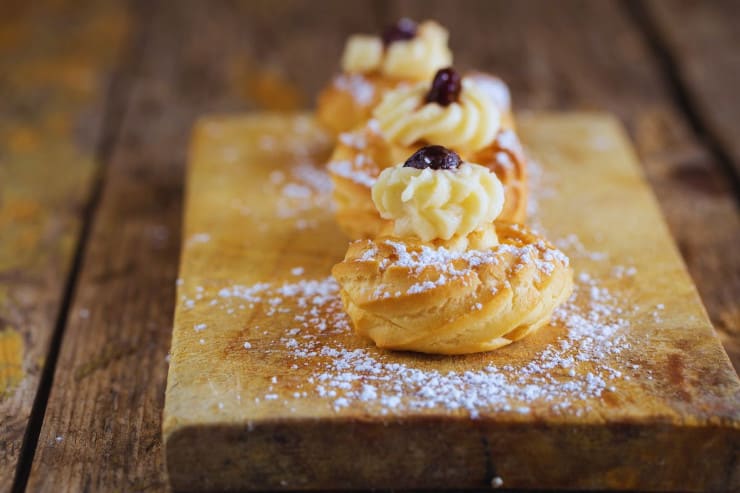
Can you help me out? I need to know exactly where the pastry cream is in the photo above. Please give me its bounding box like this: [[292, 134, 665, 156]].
[[383, 21, 452, 79], [339, 21, 452, 80], [340, 35, 383, 73], [374, 78, 501, 152], [372, 161, 505, 243]]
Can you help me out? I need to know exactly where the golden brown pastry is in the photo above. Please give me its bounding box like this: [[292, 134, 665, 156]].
[[317, 19, 453, 135], [328, 68, 527, 239], [333, 222, 573, 354], [332, 147, 572, 354]]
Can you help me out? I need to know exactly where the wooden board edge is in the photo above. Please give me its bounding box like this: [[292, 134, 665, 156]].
[[164, 418, 739, 491]]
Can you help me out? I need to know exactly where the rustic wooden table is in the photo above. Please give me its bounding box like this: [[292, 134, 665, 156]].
[[1, 1, 738, 491]]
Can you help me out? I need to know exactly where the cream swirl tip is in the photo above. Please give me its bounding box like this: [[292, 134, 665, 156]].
[[382, 21, 452, 79], [372, 160, 505, 242], [339, 21, 452, 80], [341, 35, 383, 73]]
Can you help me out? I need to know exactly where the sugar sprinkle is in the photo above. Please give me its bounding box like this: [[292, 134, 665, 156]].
[[178, 142, 648, 418]]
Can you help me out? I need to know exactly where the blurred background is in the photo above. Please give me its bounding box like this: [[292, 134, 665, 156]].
[[1, 0, 738, 491]]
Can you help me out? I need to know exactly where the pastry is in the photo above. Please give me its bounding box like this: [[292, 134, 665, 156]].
[[317, 18, 453, 135], [332, 146, 572, 354], [328, 68, 527, 239]]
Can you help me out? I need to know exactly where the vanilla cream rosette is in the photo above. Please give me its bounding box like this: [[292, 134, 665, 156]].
[[332, 146, 572, 355], [375, 77, 500, 153], [317, 19, 453, 134], [327, 68, 527, 239], [372, 148, 504, 245]]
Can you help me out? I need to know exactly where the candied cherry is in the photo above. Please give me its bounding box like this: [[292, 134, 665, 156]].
[[425, 67, 462, 106], [403, 145, 462, 170], [382, 18, 417, 45]]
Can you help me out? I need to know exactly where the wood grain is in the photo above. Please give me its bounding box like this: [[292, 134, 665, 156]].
[[386, 0, 740, 370], [0, 1, 128, 490], [645, 0, 740, 178], [24, 1, 380, 491], [16, 0, 739, 490], [164, 112, 739, 491]]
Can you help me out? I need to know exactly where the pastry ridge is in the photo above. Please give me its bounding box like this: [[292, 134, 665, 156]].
[[317, 73, 399, 135], [332, 222, 574, 354]]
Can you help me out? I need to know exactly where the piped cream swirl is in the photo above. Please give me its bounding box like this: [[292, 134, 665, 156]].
[[341, 35, 383, 73], [340, 21, 452, 80], [372, 161, 505, 243], [374, 79, 501, 152]]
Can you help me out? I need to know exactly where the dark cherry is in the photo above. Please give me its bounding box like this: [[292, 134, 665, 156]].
[[403, 145, 462, 170], [381, 18, 417, 46], [424, 67, 462, 106]]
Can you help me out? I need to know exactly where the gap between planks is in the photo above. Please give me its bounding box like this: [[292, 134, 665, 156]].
[[9, 5, 143, 493]]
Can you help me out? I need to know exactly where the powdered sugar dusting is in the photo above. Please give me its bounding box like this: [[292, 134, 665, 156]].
[[178, 122, 651, 419], [338, 131, 368, 150], [271, 160, 334, 229], [318, 274, 634, 417], [362, 238, 569, 297], [333, 74, 375, 105], [525, 158, 555, 224], [327, 159, 376, 187], [181, 260, 642, 418]]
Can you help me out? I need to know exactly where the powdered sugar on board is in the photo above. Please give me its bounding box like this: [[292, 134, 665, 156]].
[[178, 251, 646, 418], [258, 160, 334, 230], [177, 128, 654, 418]]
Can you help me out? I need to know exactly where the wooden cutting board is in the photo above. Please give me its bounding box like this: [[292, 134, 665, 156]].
[[163, 113, 740, 492]]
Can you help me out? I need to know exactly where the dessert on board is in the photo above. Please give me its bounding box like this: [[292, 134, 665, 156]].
[[321, 20, 556, 354], [332, 146, 572, 354], [317, 18, 452, 134], [317, 19, 515, 134], [328, 67, 528, 239], [164, 17, 740, 492]]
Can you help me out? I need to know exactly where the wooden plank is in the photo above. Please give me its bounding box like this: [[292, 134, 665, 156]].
[[24, 1, 380, 491], [164, 112, 739, 491], [26, 0, 740, 490], [0, 1, 129, 490], [645, 0, 740, 178], [388, 0, 740, 370], [638, 0, 740, 365]]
